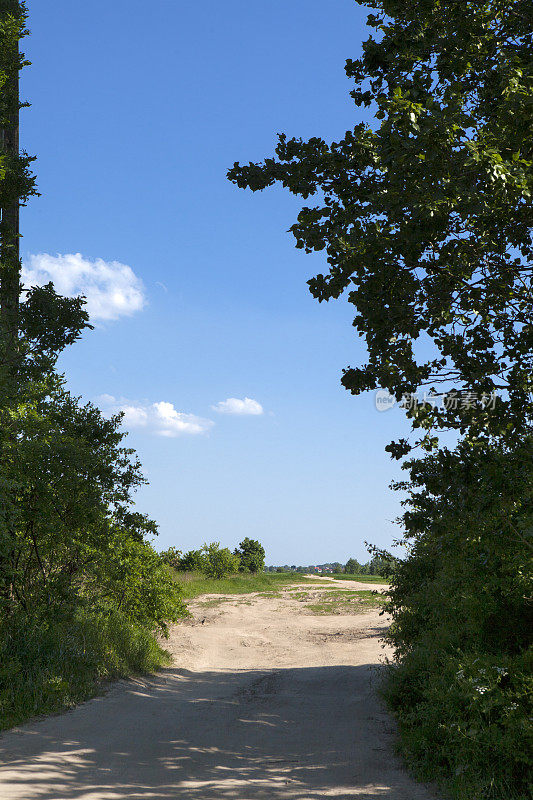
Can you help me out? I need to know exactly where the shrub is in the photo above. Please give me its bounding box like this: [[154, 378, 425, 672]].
[[92, 537, 189, 635], [383, 649, 533, 800], [0, 387, 187, 729], [201, 542, 240, 579], [159, 547, 183, 570], [177, 549, 207, 572], [382, 437, 533, 799]]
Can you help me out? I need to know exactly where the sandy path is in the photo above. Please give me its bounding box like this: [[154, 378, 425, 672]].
[[0, 583, 440, 799]]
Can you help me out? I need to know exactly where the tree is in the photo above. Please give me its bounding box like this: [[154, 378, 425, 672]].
[[383, 435, 533, 799], [0, 381, 188, 635], [0, 2, 187, 727], [360, 543, 399, 578], [228, 0, 532, 454], [0, 4, 82, 382], [0, 0, 90, 388], [0, 3, 90, 613], [235, 537, 265, 573], [345, 558, 361, 575], [0, 0, 33, 375], [0, 385, 187, 629]]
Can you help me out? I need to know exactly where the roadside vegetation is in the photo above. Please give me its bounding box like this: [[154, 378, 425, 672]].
[[0, 608, 172, 730], [229, 1, 532, 797]]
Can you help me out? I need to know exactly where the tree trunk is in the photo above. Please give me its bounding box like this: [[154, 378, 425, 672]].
[[0, 2, 23, 617], [0, 52, 20, 370]]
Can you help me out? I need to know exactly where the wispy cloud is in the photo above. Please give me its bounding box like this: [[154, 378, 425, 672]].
[[98, 395, 214, 437], [212, 397, 264, 416], [22, 253, 146, 322]]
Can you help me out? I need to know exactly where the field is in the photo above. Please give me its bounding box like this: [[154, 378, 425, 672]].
[[174, 570, 314, 599]]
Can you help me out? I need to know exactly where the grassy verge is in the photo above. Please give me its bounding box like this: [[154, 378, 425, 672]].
[[331, 573, 389, 584], [303, 589, 384, 615], [174, 571, 312, 599], [0, 608, 170, 731]]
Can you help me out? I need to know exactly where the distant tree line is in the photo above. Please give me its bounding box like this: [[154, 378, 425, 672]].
[[264, 552, 396, 576], [160, 538, 265, 579]]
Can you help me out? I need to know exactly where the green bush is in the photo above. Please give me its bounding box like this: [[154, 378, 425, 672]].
[[384, 649, 533, 800], [0, 388, 187, 729], [383, 437, 533, 799], [176, 549, 207, 572], [201, 542, 240, 579], [0, 5, 184, 734], [159, 547, 183, 570], [92, 537, 189, 634], [0, 387, 183, 628]]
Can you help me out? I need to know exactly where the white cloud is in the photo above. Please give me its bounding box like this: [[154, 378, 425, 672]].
[[212, 397, 264, 416], [152, 401, 212, 437], [122, 405, 149, 427], [22, 253, 146, 322], [98, 396, 214, 438]]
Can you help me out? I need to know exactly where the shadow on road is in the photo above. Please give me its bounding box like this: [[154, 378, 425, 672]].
[[0, 664, 437, 799]]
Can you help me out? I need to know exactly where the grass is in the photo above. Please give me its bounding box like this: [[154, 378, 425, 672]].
[[304, 589, 384, 615], [331, 573, 389, 584], [0, 608, 170, 731], [174, 571, 311, 599], [288, 591, 310, 600], [195, 597, 229, 607]]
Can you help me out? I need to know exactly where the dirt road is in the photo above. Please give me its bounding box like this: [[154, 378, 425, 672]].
[[0, 580, 439, 799]]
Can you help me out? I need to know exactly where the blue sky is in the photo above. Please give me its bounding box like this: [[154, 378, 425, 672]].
[[21, 0, 413, 565]]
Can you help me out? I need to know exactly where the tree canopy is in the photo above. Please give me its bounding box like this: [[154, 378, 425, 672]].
[[235, 537, 266, 573], [229, 0, 532, 453]]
